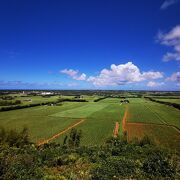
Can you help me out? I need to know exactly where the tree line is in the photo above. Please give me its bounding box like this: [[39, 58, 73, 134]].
[[145, 97, 180, 110]]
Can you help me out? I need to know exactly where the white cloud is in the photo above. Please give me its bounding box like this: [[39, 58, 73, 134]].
[[74, 73, 86, 80], [166, 72, 180, 82], [157, 25, 180, 61], [163, 52, 180, 61], [141, 71, 163, 80], [160, 0, 178, 10], [147, 81, 164, 87], [60, 69, 86, 81], [61, 69, 78, 77], [87, 62, 163, 87]]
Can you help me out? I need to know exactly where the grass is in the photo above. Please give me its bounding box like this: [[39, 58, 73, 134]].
[[127, 123, 180, 151], [126, 98, 180, 128], [52, 102, 125, 145], [154, 98, 180, 105], [0, 102, 85, 142], [0, 96, 179, 149], [125, 98, 180, 151], [0, 98, 125, 145], [100, 98, 121, 103], [51, 103, 108, 118]]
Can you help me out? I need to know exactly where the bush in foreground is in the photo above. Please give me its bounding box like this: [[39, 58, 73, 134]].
[[0, 128, 178, 179]]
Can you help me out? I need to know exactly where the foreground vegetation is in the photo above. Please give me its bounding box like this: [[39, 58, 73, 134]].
[[0, 127, 179, 180]]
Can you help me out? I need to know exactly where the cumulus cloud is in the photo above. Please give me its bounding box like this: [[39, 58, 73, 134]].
[[141, 71, 163, 80], [157, 25, 180, 61], [60, 69, 86, 81], [147, 81, 164, 87], [160, 0, 178, 10], [74, 73, 87, 80], [87, 62, 163, 87]]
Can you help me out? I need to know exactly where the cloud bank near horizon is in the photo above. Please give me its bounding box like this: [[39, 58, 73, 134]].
[[60, 62, 167, 88]]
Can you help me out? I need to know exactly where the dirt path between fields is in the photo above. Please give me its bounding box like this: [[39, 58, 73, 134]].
[[37, 119, 85, 146], [113, 122, 119, 137], [122, 106, 128, 132]]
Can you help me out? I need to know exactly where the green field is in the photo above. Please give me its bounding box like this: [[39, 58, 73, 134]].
[[51, 103, 108, 118], [127, 98, 180, 128], [126, 98, 180, 150], [154, 98, 180, 104], [0, 95, 179, 149], [0, 98, 125, 145]]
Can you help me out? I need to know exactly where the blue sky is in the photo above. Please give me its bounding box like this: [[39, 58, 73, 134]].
[[0, 0, 180, 90]]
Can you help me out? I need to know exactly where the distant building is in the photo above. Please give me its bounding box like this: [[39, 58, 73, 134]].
[[41, 92, 53, 95]]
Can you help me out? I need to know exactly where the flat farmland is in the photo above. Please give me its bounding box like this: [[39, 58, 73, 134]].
[[54, 103, 125, 145], [127, 98, 180, 127], [125, 98, 180, 151], [0, 96, 179, 149], [0, 98, 125, 145], [51, 103, 108, 118], [0, 102, 85, 142], [154, 98, 180, 105]]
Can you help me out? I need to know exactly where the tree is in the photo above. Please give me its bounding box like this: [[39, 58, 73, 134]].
[[67, 129, 82, 148]]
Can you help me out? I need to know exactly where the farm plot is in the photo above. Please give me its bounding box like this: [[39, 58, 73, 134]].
[[124, 98, 180, 150], [50, 103, 108, 118], [126, 98, 180, 127], [0, 102, 86, 142], [0, 99, 125, 145], [126, 99, 164, 124], [52, 103, 125, 145], [126, 123, 180, 151]]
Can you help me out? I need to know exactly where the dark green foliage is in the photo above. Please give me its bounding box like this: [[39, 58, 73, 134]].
[[0, 100, 21, 106], [0, 146, 44, 180], [1, 96, 15, 100], [0, 128, 178, 179], [145, 97, 180, 110], [139, 135, 154, 146], [94, 96, 109, 102], [0, 127, 30, 147], [65, 128, 82, 148], [143, 149, 176, 178], [90, 157, 137, 179]]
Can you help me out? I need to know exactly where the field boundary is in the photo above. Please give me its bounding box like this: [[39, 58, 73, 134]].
[[144, 104, 167, 124], [37, 119, 85, 146], [127, 121, 180, 132], [122, 105, 180, 142]]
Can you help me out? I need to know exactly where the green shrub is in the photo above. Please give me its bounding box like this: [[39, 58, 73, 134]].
[[90, 157, 137, 179], [143, 149, 176, 178]]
